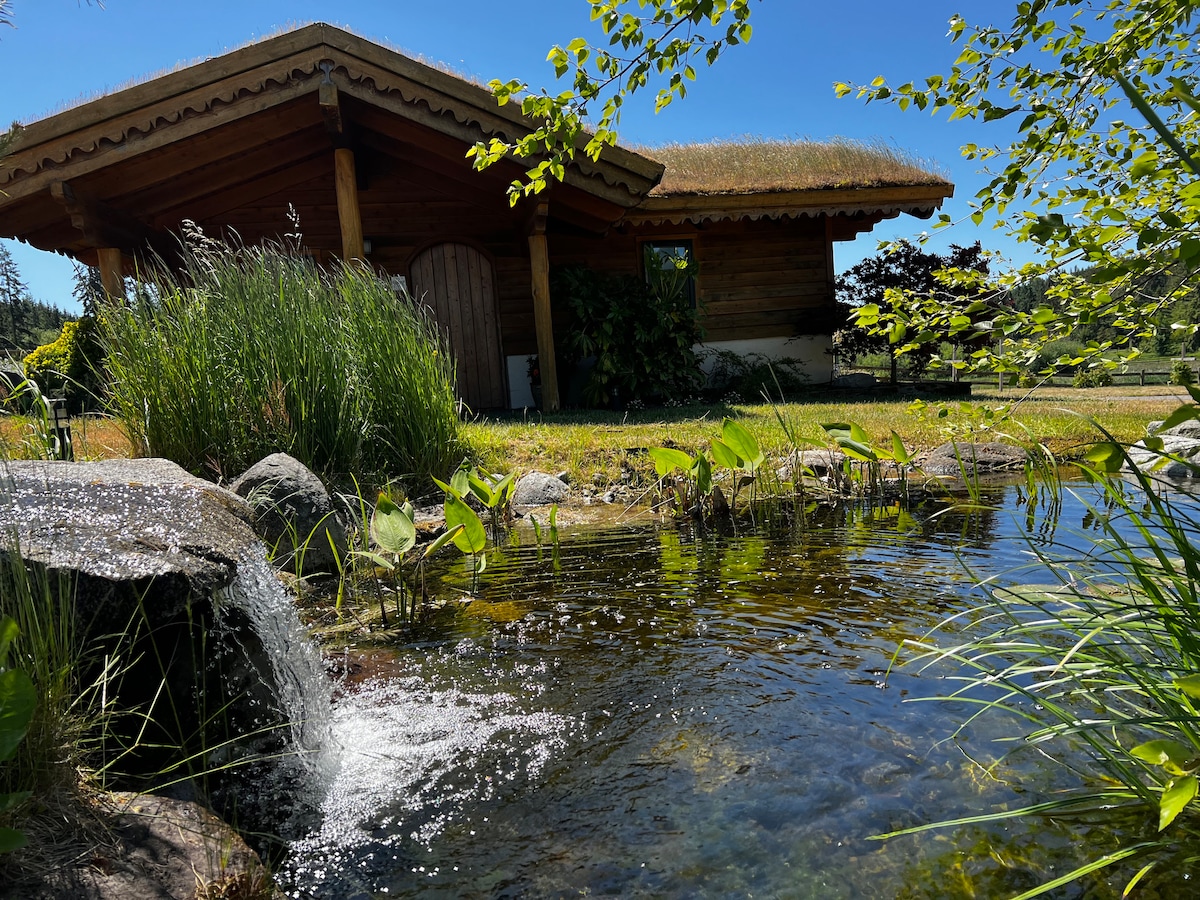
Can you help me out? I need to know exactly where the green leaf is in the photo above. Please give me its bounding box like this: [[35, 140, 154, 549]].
[[1130, 149, 1160, 179], [1158, 404, 1200, 433], [349, 550, 396, 571], [1159, 775, 1198, 830], [1083, 441, 1125, 473], [1132, 739, 1195, 773], [693, 453, 713, 495], [648, 447, 694, 477], [0, 668, 35, 762], [422, 523, 464, 560], [0, 826, 28, 853], [1174, 674, 1200, 700], [444, 494, 488, 555], [710, 438, 741, 469], [371, 494, 416, 556], [890, 431, 913, 465], [721, 418, 764, 470]]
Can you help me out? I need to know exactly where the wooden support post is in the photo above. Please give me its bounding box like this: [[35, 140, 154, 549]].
[[97, 248, 124, 303], [527, 202, 559, 411], [334, 148, 364, 263]]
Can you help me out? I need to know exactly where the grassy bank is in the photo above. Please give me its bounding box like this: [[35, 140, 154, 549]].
[[467, 387, 1188, 487], [1, 386, 1185, 489]]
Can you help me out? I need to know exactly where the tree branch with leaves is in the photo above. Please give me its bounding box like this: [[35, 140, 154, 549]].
[[837, 0, 1200, 377], [470, 0, 757, 204]]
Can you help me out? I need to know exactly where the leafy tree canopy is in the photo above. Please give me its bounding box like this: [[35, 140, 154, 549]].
[[470, 0, 757, 204], [838, 0, 1200, 375], [835, 240, 991, 376]]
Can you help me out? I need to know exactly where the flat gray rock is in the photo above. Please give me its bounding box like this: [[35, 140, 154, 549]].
[[513, 471, 569, 507], [0, 458, 255, 611], [920, 442, 1027, 477]]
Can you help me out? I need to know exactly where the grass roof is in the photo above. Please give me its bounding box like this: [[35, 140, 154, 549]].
[[637, 138, 949, 196]]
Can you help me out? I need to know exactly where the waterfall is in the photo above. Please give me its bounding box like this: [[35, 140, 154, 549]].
[[206, 546, 336, 834]]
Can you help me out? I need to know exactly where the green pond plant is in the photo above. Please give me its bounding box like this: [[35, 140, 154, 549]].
[[102, 232, 462, 482], [0, 615, 35, 853]]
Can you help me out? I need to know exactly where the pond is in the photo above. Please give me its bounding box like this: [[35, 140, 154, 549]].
[[276, 481, 1192, 899]]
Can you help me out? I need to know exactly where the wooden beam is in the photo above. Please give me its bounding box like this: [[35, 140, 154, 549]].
[[333, 147, 364, 262], [824, 215, 836, 302], [50, 181, 175, 265], [527, 201, 558, 411], [96, 248, 125, 302], [319, 81, 344, 135]]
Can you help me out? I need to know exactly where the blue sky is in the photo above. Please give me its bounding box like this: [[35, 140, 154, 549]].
[[0, 0, 1029, 311]]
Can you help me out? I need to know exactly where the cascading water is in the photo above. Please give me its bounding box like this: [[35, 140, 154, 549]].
[[203, 547, 336, 839]]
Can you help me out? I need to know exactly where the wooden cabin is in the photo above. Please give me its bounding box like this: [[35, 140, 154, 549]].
[[0, 23, 952, 411]]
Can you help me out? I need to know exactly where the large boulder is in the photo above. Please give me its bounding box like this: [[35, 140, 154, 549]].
[[230, 453, 346, 578], [920, 442, 1027, 477], [1, 458, 255, 615], [1126, 419, 1200, 479], [0, 458, 328, 842]]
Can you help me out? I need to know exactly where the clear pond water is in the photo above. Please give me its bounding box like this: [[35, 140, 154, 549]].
[[276, 482, 1194, 899]]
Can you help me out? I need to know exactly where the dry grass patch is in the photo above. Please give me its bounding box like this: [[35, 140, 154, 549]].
[[0, 416, 133, 461], [639, 138, 949, 196]]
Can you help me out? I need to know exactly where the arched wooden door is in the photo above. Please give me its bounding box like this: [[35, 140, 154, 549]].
[[409, 242, 507, 411]]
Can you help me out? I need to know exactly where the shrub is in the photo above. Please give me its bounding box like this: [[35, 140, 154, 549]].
[[22, 317, 103, 412], [102, 239, 462, 482], [703, 350, 809, 401], [553, 263, 703, 408], [1170, 360, 1195, 386], [1072, 366, 1113, 388]]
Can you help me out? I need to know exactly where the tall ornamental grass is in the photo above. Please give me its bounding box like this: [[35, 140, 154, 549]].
[[102, 239, 462, 481], [882, 418, 1200, 897]]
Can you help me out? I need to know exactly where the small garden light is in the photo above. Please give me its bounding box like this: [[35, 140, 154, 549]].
[[48, 398, 73, 461]]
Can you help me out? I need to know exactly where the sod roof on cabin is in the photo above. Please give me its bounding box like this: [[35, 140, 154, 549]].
[[639, 139, 949, 197]]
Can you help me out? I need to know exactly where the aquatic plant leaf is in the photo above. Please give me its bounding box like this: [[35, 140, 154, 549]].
[[1159, 775, 1197, 830], [890, 431, 914, 465], [349, 550, 396, 572], [444, 494, 488, 555], [721, 419, 764, 470], [693, 452, 713, 495], [822, 422, 879, 463], [421, 524, 464, 560], [710, 438, 741, 469], [1174, 674, 1200, 700], [649, 447, 693, 477], [0, 826, 27, 853], [451, 468, 471, 499], [0, 668, 36, 761], [371, 493, 416, 555], [1083, 442, 1126, 473], [1132, 739, 1195, 774]]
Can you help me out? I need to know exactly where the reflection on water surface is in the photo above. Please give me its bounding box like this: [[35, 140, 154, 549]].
[[278, 483, 1189, 899]]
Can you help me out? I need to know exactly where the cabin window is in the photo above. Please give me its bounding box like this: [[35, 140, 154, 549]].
[[642, 240, 696, 308]]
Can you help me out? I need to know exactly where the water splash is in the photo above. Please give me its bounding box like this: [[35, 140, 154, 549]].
[[278, 668, 576, 899]]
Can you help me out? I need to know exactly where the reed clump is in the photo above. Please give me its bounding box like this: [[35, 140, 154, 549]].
[[102, 236, 463, 482]]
